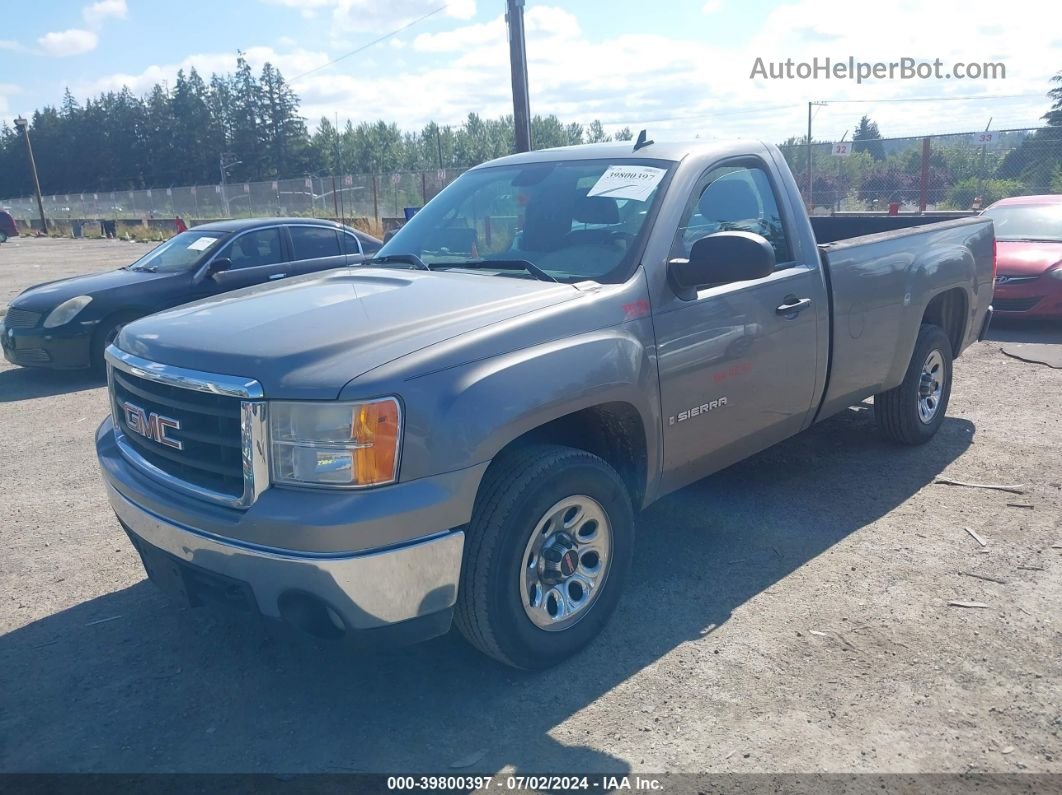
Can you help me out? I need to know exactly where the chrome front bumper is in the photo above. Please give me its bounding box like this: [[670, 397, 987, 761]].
[[105, 481, 465, 632]]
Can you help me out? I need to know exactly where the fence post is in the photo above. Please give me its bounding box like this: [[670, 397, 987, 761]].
[[919, 137, 931, 212], [371, 175, 379, 225]]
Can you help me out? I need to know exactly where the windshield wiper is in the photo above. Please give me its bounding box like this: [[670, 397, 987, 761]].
[[429, 259, 559, 283], [369, 253, 430, 271]]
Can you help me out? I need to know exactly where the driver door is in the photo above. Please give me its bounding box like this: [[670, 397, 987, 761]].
[[654, 159, 826, 487]]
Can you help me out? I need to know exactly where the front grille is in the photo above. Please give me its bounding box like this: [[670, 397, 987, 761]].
[[3, 308, 42, 328], [993, 296, 1041, 312], [111, 368, 246, 498], [995, 275, 1039, 285], [12, 348, 51, 364]]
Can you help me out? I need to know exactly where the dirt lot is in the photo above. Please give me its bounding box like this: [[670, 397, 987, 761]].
[[1, 237, 1059, 775]]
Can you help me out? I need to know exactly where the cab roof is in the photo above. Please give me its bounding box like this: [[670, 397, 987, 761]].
[[467, 139, 770, 170]]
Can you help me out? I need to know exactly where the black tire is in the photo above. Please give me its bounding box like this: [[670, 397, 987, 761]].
[[874, 323, 953, 445], [91, 313, 139, 371], [455, 444, 634, 669], [0, 231, 7, 244]]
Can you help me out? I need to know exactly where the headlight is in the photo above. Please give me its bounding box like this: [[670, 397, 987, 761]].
[[1047, 265, 1062, 281], [43, 295, 92, 328], [269, 398, 401, 488]]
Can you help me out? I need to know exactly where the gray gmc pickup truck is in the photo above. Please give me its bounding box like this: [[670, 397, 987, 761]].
[[96, 139, 995, 669]]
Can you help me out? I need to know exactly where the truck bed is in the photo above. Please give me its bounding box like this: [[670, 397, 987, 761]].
[[809, 213, 977, 245], [812, 216, 995, 423]]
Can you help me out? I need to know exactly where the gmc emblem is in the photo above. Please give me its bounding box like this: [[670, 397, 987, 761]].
[[121, 401, 183, 450]]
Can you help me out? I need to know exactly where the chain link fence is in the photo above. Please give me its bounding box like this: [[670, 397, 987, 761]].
[[0, 168, 467, 230], [3, 127, 1060, 230], [781, 127, 1061, 213]]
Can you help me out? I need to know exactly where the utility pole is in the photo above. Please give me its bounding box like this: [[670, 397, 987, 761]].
[[14, 117, 47, 234], [506, 0, 532, 153], [807, 101, 827, 211]]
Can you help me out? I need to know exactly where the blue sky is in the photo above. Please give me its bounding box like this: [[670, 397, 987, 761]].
[[1, 0, 1058, 143]]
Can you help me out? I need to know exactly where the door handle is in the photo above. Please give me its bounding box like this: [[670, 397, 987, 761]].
[[776, 296, 812, 316], [268, 273, 288, 280]]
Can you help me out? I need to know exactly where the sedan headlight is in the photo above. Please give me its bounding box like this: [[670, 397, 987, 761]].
[[43, 295, 92, 328], [1047, 264, 1062, 281], [269, 398, 401, 488]]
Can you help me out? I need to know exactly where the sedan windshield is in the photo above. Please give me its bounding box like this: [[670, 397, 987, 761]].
[[375, 158, 674, 283], [983, 203, 1062, 243], [126, 230, 227, 273]]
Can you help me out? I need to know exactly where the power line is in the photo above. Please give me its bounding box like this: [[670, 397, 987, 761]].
[[288, 4, 449, 85], [820, 93, 1046, 104]]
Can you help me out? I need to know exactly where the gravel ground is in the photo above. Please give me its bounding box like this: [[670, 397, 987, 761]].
[[0, 236, 150, 313], [1, 237, 1059, 775]]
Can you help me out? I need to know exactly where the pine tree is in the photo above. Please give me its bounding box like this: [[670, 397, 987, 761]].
[[852, 115, 885, 161]]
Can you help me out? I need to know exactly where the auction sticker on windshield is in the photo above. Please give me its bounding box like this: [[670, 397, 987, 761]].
[[587, 165, 667, 202], [187, 237, 218, 251]]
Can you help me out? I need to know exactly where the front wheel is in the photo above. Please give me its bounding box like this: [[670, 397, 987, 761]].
[[874, 323, 953, 445], [455, 444, 634, 669], [91, 314, 137, 371]]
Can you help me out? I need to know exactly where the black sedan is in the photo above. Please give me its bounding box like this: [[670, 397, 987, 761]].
[[1, 218, 381, 370]]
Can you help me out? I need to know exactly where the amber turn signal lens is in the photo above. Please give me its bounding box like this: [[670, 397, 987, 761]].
[[353, 400, 400, 485]]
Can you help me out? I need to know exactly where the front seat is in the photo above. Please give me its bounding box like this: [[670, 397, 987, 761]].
[[699, 175, 761, 223], [234, 235, 262, 268], [683, 176, 764, 254]]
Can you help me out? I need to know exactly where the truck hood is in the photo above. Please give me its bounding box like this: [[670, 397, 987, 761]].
[[995, 240, 1062, 276], [117, 268, 582, 399]]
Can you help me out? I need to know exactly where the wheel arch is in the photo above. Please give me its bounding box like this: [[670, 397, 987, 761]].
[[490, 401, 650, 510]]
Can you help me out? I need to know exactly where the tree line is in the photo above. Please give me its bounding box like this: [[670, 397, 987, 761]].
[[0, 54, 631, 199], [2, 54, 1059, 210], [778, 75, 1062, 210]]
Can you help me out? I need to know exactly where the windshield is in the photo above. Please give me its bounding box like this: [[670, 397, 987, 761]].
[[126, 230, 228, 272], [983, 203, 1062, 243], [375, 158, 674, 283]]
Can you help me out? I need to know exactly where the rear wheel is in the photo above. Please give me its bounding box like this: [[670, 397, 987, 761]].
[[874, 324, 953, 445], [455, 444, 634, 669], [0, 231, 7, 244]]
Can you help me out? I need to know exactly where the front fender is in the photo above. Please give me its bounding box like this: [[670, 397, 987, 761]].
[[393, 320, 661, 494]]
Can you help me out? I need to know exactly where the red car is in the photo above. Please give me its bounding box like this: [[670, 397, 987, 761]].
[[982, 195, 1062, 318]]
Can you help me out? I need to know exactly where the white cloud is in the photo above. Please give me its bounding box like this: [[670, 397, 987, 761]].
[[69, 0, 1056, 144], [78, 47, 331, 96], [37, 29, 98, 57], [83, 0, 127, 28], [414, 6, 577, 52], [262, 0, 475, 30], [0, 83, 19, 115], [702, 0, 723, 13]]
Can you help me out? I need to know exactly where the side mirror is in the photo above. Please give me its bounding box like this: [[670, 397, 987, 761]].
[[206, 257, 232, 279], [668, 231, 775, 299]]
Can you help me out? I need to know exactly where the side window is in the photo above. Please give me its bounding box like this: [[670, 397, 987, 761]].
[[340, 232, 363, 255], [290, 227, 342, 260], [675, 163, 793, 267], [219, 228, 284, 270]]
